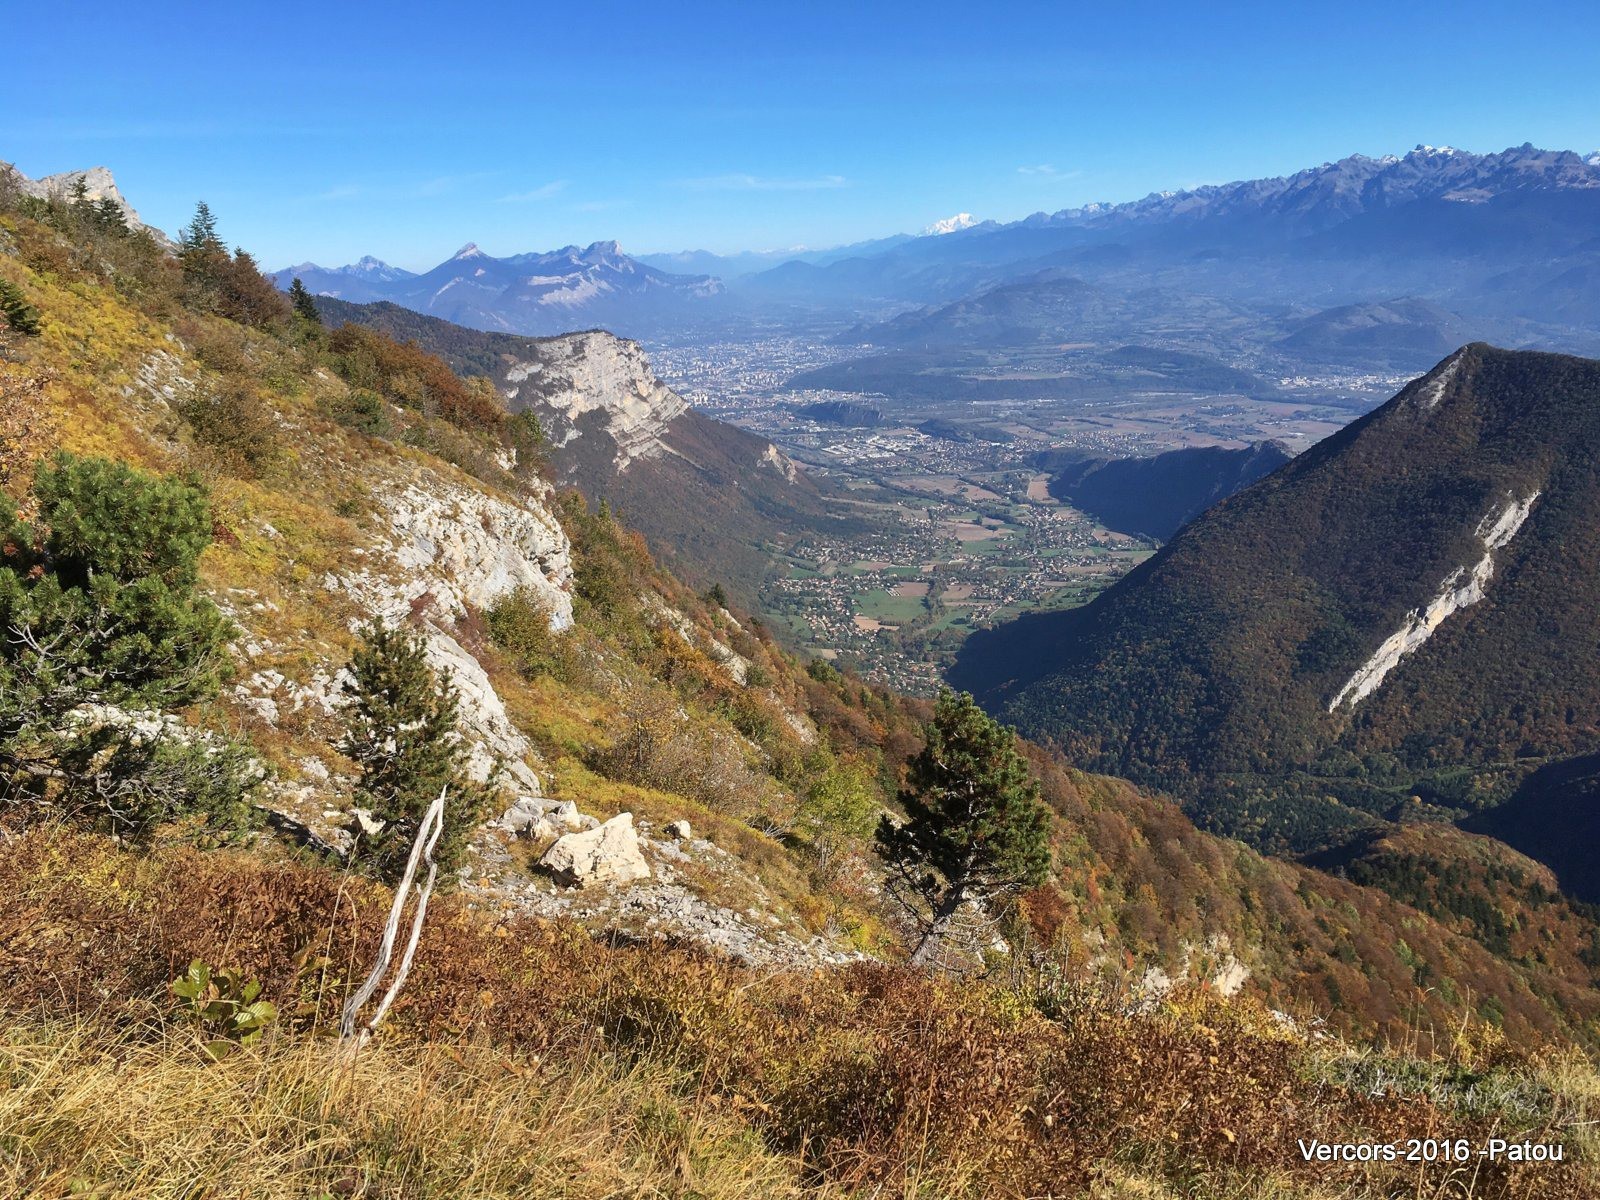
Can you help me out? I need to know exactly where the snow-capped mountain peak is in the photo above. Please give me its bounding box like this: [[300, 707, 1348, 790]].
[[924, 213, 979, 235]]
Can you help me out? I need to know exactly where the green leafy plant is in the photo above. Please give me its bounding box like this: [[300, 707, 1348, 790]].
[[487, 585, 564, 678], [284, 943, 342, 1033], [170, 959, 277, 1062], [799, 755, 881, 870]]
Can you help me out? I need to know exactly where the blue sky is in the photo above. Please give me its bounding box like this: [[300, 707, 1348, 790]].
[[6, 0, 1599, 269]]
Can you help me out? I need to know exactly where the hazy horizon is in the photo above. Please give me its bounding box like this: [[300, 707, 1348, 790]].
[[7, 0, 1600, 269]]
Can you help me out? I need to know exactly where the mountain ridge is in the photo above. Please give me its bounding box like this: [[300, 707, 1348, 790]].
[[275, 241, 725, 337], [740, 144, 1600, 344], [314, 296, 860, 607], [952, 344, 1600, 856]]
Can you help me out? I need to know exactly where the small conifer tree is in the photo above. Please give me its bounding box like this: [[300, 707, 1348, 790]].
[[876, 689, 1051, 967], [339, 621, 497, 884], [180, 201, 223, 255], [0, 279, 41, 335], [288, 277, 322, 325], [178, 201, 228, 311]]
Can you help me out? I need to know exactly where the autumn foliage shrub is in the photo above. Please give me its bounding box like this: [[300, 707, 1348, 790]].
[[328, 323, 506, 435], [0, 829, 1592, 1199], [176, 375, 281, 476], [599, 681, 782, 824]]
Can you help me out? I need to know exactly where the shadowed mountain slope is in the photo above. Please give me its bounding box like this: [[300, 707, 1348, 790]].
[[953, 346, 1600, 852], [1048, 441, 1294, 540]]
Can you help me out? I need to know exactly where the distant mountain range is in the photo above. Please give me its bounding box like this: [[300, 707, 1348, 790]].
[[635, 234, 914, 280], [279, 144, 1600, 363], [746, 144, 1600, 304], [754, 145, 1600, 375], [275, 242, 724, 338], [953, 345, 1600, 865], [274, 255, 416, 294]]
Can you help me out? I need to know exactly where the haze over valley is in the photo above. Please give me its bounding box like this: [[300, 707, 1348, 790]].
[[263, 143, 1600, 687]]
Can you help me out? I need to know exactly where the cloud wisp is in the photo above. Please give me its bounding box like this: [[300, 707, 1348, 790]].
[[497, 180, 569, 203], [676, 172, 848, 192]]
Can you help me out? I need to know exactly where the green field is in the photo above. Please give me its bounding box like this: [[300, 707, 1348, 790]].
[[855, 590, 929, 623]]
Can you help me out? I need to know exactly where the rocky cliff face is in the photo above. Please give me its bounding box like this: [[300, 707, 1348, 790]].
[[3, 162, 164, 239], [312, 298, 846, 607], [312, 469, 575, 799], [503, 330, 688, 472]]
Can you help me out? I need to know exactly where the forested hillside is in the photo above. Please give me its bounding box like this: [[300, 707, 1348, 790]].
[[956, 346, 1600, 856]]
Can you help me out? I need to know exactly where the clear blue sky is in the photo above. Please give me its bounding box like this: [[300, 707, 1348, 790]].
[[6, 0, 1598, 269]]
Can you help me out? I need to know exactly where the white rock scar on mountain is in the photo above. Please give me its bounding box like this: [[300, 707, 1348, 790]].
[[1414, 351, 1462, 410], [1328, 491, 1539, 711]]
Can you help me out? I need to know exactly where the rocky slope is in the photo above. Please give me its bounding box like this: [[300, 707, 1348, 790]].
[[0, 195, 862, 966], [317, 297, 861, 607], [501, 329, 689, 472]]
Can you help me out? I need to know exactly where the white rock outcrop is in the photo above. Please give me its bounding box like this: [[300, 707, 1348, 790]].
[[501, 331, 688, 472], [375, 476, 573, 627], [1411, 350, 1463, 411], [4, 162, 163, 238], [312, 468, 576, 798], [1329, 490, 1539, 711], [540, 812, 651, 889]]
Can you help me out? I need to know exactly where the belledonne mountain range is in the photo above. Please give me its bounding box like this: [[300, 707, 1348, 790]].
[[275, 144, 1600, 370]]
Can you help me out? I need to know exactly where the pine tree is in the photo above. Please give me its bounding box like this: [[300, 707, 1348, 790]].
[[876, 689, 1051, 967], [288, 277, 322, 325], [180, 201, 223, 255], [92, 195, 128, 235], [178, 201, 227, 310], [339, 621, 497, 884], [0, 279, 41, 335], [0, 454, 256, 836]]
